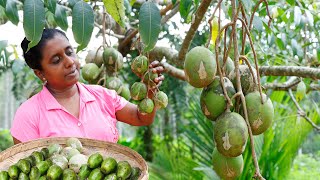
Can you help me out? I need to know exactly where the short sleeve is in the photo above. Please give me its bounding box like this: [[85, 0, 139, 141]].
[[108, 89, 128, 111], [10, 103, 39, 142]]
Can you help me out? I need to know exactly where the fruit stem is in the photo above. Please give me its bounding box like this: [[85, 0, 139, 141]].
[[231, 1, 265, 179], [237, 18, 264, 104], [214, 7, 233, 109]]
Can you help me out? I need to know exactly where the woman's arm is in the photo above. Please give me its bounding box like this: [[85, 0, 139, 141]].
[[115, 101, 157, 126], [116, 61, 164, 126], [13, 136, 22, 145]]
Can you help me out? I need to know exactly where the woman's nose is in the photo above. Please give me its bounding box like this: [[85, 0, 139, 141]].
[[64, 55, 75, 67]]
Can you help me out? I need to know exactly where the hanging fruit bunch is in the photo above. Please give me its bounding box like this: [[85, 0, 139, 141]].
[[130, 55, 168, 114], [81, 46, 132, 101], [183, 18, 274, 179]]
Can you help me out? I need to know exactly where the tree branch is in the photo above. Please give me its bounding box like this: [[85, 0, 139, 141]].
[[149, 46, 320, 80], [178, 0, 213, 66], [288, 89, 320, 131], [259, 66, 320, 79]]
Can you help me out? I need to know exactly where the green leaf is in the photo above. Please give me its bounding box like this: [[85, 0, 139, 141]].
[[240, 0, 253, 12], [45, 0, 56, 14], [67, 0, 80, 8], [54, 4, 68, 31], [252, 15, 263, 32], [305, 10, 314, 26], [5, 0, 19, 25], [294, 6, 301, 26], [172, 0, 177, 5], [103, 0, 125, 27], [129, 0, 136, 6], [317, 48, 320, 62], [286, 0, 295, 6], [295, 81, 306, 102], [72, 1, 94, 52], [23, 0, 46, 51], [0, 40, 7, 51], [0, 0, 6, 8], [275, 37, 285, 50], [179, 0, 192, 20], [139, 2, 161, 52]]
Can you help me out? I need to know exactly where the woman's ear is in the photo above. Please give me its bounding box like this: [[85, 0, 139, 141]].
[[34, 69, 46, 82]]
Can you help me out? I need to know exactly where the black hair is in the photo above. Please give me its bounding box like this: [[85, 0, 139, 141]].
[[21, 28, 68, 70]]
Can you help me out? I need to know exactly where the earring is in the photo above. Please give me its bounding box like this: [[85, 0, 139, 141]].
[[42, 78, 47, 85]]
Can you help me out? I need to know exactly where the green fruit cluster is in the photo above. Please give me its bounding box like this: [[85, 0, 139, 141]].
[[81, 48, 132, 101], [185, 47, 274, 179], [0, 138, 141, 180], [129, 55, 168, 114]]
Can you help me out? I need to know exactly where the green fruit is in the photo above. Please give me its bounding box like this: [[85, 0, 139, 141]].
[[212, 148, 243, 180], [31, 151, 45, 164], [104, 173, 117, 180], [131, 55, 149, 77], [82, 63, 101, 83], [88, 153, 103, 169], [229, 65, 257, 95], [61, 147, 80, 160], [214, 112, 248, 157], [50, 154, 68, 169], [29, 167, 41, 180], [130, 82, 147, 101], [48, 144, 62, 156], [101, 157, 117, 175], [138, 98, 154, 114], [88, 168, 104, 180], [66, 137, 83, 152], [184, 46, 217, 88], [245, 91, 274, 135], [153, 91, 168, 109], [24, 156, 36, 166], [120, 85, 131, 100], [218, 55, 234, 76], [36, 161, 51, 175], [103, 47, 123, 72], [68, 154, 88, 173], [296, 81, 306, 102], [200, 77, 236, 121], [40, 148, 50, 159], [8, 165, 20, 179], [39, 175, 47, 180], [105, 77, 123, 94], [46, 165, 63, 180], [78, 165, 91, 180], [18, 172, 29, 180], [62, 169, 77, 180], [0, 171, 9, 180], [17, 159, 31, 174], [85, 48, 104, 67], [142, 70, 158, 88], [116, 161, 132, 180], [128, 167, 141, 180]]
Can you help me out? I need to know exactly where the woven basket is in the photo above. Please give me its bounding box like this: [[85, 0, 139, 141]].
[[0, 137, 148, 179]]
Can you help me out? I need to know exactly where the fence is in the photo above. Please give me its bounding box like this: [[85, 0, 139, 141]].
[[0, 71, 19, 130]]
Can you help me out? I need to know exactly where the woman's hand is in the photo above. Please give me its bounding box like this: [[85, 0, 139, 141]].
[[149, 60, 165, 88]]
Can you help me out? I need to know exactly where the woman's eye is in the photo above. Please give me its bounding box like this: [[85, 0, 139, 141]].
[[52, 56, 61, 64], [66, 49, 74, 56]]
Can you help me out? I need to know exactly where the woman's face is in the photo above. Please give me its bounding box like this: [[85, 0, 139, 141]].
[[38, 34, 80, 89]]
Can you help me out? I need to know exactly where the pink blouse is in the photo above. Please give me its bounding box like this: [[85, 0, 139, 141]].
[[11, 82, 128, 143]]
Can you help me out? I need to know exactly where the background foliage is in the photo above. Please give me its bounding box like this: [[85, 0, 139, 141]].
[[0, 0, 320, 179]]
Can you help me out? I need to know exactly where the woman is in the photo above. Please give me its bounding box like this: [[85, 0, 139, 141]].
[[11, 29, 165, 144]]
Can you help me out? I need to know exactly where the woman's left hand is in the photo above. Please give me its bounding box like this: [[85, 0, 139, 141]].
[[149, 60, 165, 88]]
